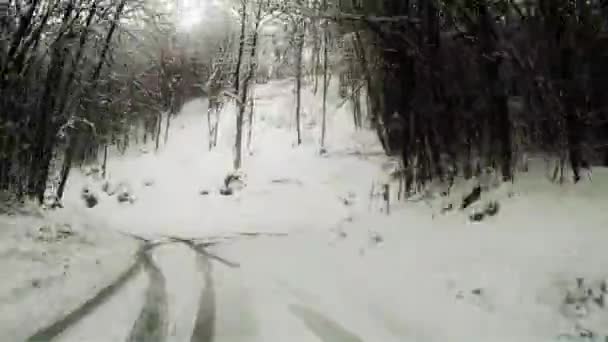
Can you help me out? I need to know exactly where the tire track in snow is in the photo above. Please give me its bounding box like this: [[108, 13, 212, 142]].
[[26, 235, 240, 342], [169, 239, 223, 342], [27, 247, 146, 342], [127, 251, 169, 342], [190, 252, 215, 342], [169, 237, 244, 341]]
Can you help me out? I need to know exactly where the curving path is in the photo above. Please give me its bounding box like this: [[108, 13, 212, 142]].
[[26, 233, 373, 342]]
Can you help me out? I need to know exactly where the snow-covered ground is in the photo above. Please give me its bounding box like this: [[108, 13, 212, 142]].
[[211, 171, 608, 342], [3, 80, 608, 341], [58, 78, 383, 239], [0, 202, 139, 341]]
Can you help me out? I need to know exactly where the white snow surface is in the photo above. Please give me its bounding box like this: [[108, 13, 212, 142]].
[[0, 204, 139, 340], [3, 80, 608, 341], [61, 79, 383, 239]]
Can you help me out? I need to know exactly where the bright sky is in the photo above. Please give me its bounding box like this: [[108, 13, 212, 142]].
[[176, 0, 204, 31], [176, 0, 229, 32]]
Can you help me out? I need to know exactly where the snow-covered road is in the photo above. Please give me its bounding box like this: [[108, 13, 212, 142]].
[[29, 235, 378, 342], [7, 81, 608, 342], [34, 241, 209, 342], [20, 83, 390, 342]]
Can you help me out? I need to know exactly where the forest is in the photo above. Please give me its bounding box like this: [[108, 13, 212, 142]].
[[1, 0, 608, 205], [4, 1, 608, 340]]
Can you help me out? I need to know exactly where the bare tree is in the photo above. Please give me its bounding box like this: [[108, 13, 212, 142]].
[[320, 0, 329, 150], [294, 6, 305, 146], [234, 0, 264, 169]]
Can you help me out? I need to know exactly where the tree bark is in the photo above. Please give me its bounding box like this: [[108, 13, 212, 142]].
[[247, 97, 254, 151], [164, 112, 172, 145], [102, 143, 108, 178], [91, 0, 127, 81], [57, 133, 77, 200], [295, 19, 305, 146], [232, 0, 249, 169], [321, 24, 329, 149], [234, 0, 262, 170], [478, 2, 512, 180], [155, 113, 162, 152]]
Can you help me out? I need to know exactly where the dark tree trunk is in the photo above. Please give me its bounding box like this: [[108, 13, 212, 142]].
[[234, 0, 262, 169], [31, 41, 66, 203], [479, 2, 512, 180], [57, 137, 76, 200], [102, 144, 108, 178], [321, 24, 329, 148], [232, 0, 248, 168], [164, 112, 172, 145], [295, 19, 305, 146], [155, 113, 162, 152]]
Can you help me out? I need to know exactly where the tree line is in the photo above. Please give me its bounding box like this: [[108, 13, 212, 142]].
[[3, 0, 608, 205], [322, 0, 608, 195], [230, 0, 608, 196], [0, 0, 220, 203]]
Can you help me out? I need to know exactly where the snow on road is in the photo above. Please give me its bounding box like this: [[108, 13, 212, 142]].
[[53, 265, 148, 342], [0, 207, 139, 341], [4, 81, 608, 341]]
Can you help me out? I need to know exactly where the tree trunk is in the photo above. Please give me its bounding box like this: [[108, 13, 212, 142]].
[[321, 26, 329, 149], [207, 105, 214, 150], [213, 109, 220, 148], [102, 144, 108, 178], [57, 133, 78, 200], [31, 41, 66, 203], [311, 8, 321, 95], [164, 112, 171, 145], [232, 0, 249, 169], [91, 0, 127, 81], [352, 31, 388, 152], [155, 113, 162, 152], [234, 0, 262, 170], [295, 20, 305, 146], [479, 2, 512, 180], [233, 0, 248, 97], [247, 97, 254, 151], [352, 85, 361, 129]]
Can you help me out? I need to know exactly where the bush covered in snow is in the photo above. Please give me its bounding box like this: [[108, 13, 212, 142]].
[[221, 171, 246, 195], [224, 171, 246, 190], [117, 187, 136, 204], [80, 188, 99, 208]]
